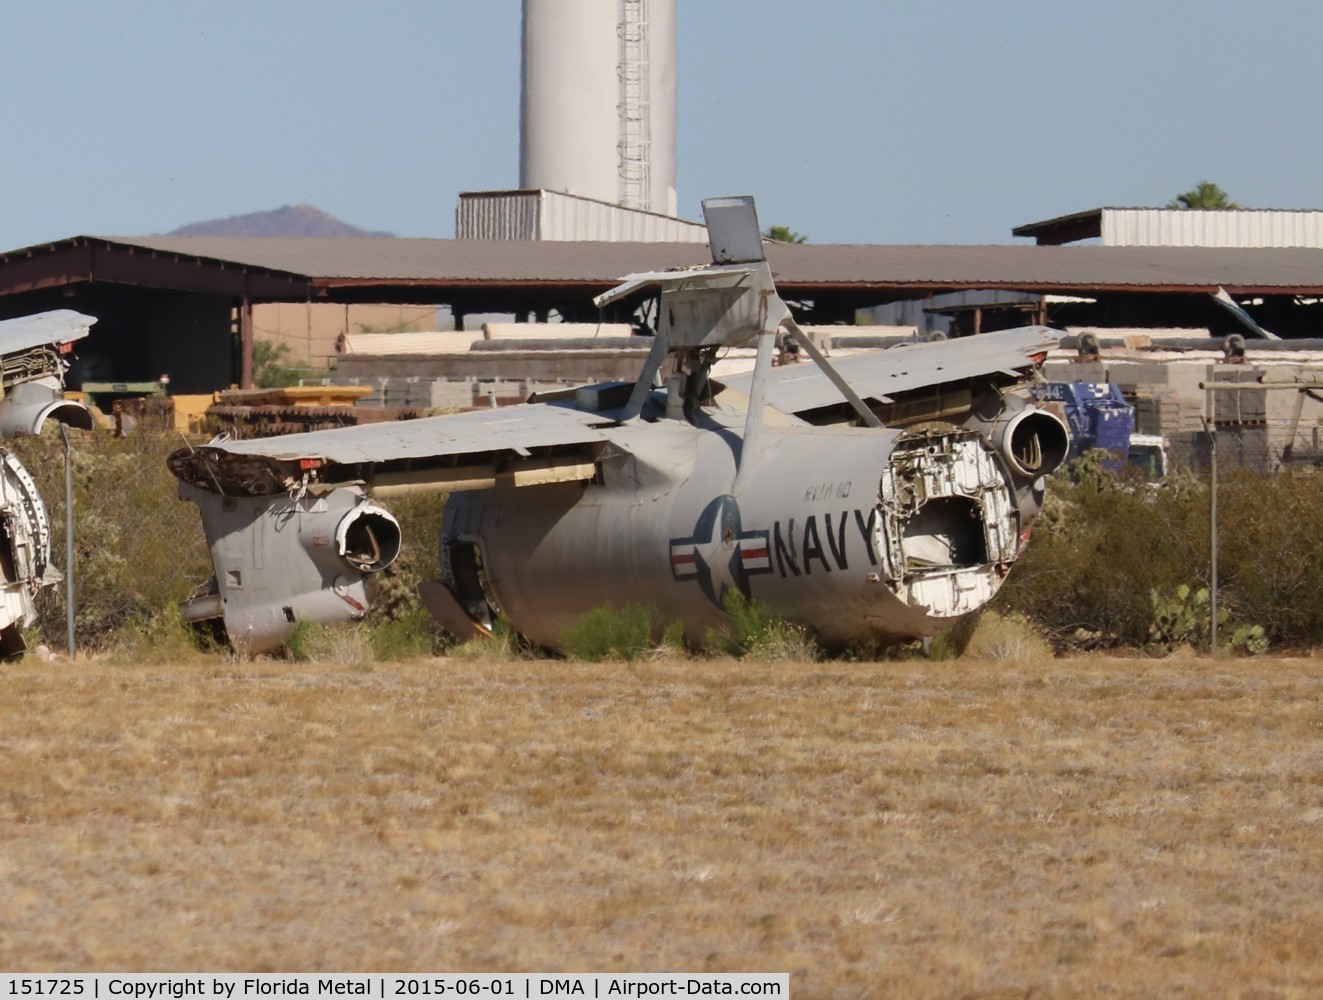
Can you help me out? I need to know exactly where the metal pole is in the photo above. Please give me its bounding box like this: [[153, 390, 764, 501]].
[[239, 296, 255, 389], [1210, 426, 1218, 652], [1202, 395, 1218, 654], [61, 424, 75, 658]]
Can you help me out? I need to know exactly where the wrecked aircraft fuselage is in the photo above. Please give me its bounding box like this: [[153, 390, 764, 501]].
[[0, 310, 94, 656], [168, 197, 1068, 656]]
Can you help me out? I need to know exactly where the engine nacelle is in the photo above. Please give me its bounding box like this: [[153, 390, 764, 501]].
[[962, 390, 1069, 528], [178, 482, 400, 655], [998, 404, 1071, 479], [0, 381, 93, 438]]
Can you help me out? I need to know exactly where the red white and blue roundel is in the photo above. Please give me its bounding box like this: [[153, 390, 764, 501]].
[[669, 495, 772, 607]]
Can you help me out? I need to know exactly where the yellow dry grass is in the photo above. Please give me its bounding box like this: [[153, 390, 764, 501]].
[[1, 655, 1320, 999]]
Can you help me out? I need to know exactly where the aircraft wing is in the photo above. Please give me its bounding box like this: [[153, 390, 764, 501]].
[[168, 400, 616, 497], [718, 325, 1058, 416], [1212, 287, 1280, 340], [0, 309, 95, 354]]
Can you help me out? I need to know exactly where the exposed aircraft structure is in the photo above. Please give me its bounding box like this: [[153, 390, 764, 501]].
[[0, 310, 94, 656], [168, 198, 1069, 655]]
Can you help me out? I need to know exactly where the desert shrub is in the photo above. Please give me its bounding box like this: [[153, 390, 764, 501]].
[[999, 464, 1321, 651], [448, 616, 527, 662], [923, 611, 984, 661], [959, 610, 1054, 662], [9, 426, 213, 653], [253, 340, 302, 389], [371, 606, 440, 660], [1213, 468, 1323, 646], [560, 602, 662, 662], [704, 590, 820, 662], [998, 467, 1212, 648], [103, 607, 224, 665], [363, 490, 449, 655], [651, 619, 690, 661], [282, 620, 374, 666]]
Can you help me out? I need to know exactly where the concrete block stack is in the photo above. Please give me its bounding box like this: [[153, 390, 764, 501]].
[[1037, 357, 1323, 472]]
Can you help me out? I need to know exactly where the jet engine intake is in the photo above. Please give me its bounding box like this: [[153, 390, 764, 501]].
[[1000, 406, 1070, 479], [298, 502, 401, 575], [964, 391, 1070, 481]]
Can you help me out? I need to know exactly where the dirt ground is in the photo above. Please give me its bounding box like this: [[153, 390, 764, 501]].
[[1, 655, 1319, 999]]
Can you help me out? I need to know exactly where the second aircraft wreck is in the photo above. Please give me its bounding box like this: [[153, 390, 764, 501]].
[[0, 309, 94, 656], [168, 197, 1069, 655]]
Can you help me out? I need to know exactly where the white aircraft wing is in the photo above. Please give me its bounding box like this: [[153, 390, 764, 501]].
[[719, 326, 1058, 415], [0, 309, 95, 354], [169, 399, 617, 496]]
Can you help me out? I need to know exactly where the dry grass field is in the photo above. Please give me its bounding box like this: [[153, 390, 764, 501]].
[[0, 654, 1320, 998]]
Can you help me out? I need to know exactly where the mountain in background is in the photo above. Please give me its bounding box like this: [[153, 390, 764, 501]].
[[168, 204, 394, 237]]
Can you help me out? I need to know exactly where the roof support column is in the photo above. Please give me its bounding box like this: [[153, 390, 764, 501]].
[[239, 296, 254, 388]]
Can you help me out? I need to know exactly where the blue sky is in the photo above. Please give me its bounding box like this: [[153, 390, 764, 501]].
[[2, 1, 1319, 249]]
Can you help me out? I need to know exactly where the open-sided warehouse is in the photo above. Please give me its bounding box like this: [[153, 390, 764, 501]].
[[2, 233, 1323, 391]]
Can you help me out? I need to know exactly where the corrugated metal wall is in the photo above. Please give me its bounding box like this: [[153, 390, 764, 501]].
[[1102, 209, 1323, 248], [456, 193, 543, 240], [456, 190, 708, 242]]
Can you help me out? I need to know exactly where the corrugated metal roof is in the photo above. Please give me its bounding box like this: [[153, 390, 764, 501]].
[[1014, 207, 1323, 248], [100, 235, 708, 284], [15, 234, 1323, 296], [759, 243, 1323, 292]]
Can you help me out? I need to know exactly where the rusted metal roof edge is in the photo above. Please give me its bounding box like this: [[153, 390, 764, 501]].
[[91, 236, 313, 281], [0, 236, 316, 283], [312, 275, 1323, 296]]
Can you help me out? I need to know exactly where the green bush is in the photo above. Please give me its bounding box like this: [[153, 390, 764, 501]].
[[10, 426, 213, 653], [998, 463, 1312, 651], [999, 466, 1211, 647], [363, 490, 448, 655], [253, 340, 302, 389], [1214, 468, 1323, 645], [560, 602, 663, 662], [704, 590, 820, 662]]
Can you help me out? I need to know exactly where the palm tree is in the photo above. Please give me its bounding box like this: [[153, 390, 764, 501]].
[[1167, 181, 1240, 210], [763, 225, 808, 243]]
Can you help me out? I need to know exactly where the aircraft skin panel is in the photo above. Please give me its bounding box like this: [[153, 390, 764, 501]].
[[719, 326, 1057, 416]]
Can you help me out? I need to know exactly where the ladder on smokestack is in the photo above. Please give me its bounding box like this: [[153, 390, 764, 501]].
[[617, 0, 651, 211]]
